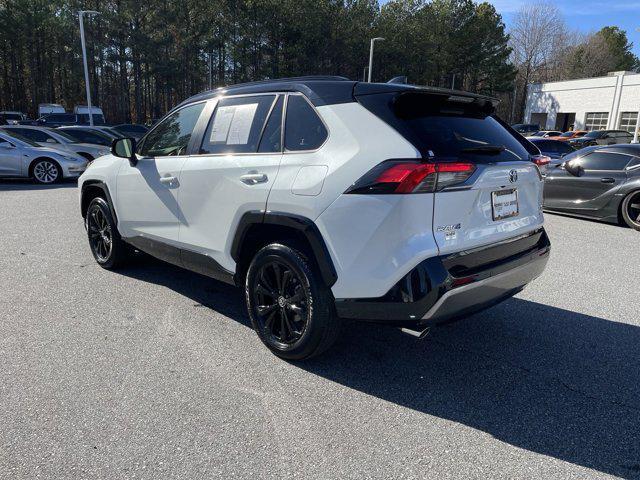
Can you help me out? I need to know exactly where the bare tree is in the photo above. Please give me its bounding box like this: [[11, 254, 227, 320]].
[[508, 2, 569, 120]]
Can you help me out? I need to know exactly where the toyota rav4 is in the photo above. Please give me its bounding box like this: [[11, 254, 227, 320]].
[[79, 76, 550, 360]]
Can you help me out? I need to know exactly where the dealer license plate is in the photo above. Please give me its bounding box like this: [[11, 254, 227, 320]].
[[491, 189, 519, 221]]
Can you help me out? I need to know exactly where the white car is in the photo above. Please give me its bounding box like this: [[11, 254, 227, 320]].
[[1, 125, 110, 160], [0, 130, 87, 183], [78, 77, 550, 360]]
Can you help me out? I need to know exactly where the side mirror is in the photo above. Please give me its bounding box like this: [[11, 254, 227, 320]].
[[112, 137, 137, 165], [0, 141, 14, 149], [564, 161, 584, 177]]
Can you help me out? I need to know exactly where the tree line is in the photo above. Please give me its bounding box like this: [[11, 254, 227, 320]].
[[0, 0, 637, 125], [0, 0, 514, 123], [509, 2, 639, 122]]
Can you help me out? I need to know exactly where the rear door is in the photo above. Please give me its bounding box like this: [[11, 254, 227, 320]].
[[178, 93, 284, 272]]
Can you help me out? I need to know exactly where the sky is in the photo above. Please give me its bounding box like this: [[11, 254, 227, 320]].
[[489, 0, 640, 55]]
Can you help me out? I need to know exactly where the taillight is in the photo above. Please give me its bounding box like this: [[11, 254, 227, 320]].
[[531, 155, 550, 166], [345, 160, 476, 194]]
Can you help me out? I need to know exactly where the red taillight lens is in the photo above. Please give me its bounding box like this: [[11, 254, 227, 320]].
[[346, 160, 475, 194], [532, 155, 550, 166]]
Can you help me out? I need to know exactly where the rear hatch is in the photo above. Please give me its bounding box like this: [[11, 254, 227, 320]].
[[356, 86, 544, 255]]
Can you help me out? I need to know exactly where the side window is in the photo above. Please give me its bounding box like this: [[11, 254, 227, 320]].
[[575, 152, 632, 171], [200, 95, 275, 155], [284, 95, 328, 151], [15, 128, 51, 143], [139, 102, 205, 157], [556, 142, 575, 154], [258, 96, 283, 153], [539, 140, 557, 152]]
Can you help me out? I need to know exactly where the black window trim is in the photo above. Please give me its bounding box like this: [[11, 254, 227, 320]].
[[283, 92, 330, 154], [188, 91, 330, 157], [136, 100, 208, 159], [195, 92, 281, 157]]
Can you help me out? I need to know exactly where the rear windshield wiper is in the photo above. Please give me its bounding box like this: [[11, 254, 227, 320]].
[[460, 145, 506, 155]]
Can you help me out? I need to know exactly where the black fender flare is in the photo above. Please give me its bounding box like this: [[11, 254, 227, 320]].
[[80, 180, 117, 223], [231, 211, 338, 287]]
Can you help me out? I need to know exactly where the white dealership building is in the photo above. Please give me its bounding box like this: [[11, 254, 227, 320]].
[[524, 71, 640, 134]]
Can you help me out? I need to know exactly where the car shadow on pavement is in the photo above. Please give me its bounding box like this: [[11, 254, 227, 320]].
[[118, 259, 640, 479]]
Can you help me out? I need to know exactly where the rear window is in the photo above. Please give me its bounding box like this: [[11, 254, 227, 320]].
[[358, 92, 533, 162]]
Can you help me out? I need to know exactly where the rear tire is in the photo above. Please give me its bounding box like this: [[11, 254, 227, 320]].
[[86, 197, 130, 269], [245, 243, 340, 360], [621, 190, 640, 231]]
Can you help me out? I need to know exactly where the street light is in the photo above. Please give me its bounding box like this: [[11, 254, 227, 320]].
[[206, 52, 214, 90], [78, 10, 100, 126], [367, 37, 384, 83]]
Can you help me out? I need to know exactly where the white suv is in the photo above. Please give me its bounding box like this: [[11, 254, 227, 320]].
[[79, 77, 550, 360]]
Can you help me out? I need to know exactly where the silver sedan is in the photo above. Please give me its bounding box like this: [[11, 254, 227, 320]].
[[0, 125, 111, 160], [0, 131, 88, 184]]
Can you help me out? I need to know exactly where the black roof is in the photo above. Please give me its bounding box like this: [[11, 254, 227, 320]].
[[177, 76, 498, 109]]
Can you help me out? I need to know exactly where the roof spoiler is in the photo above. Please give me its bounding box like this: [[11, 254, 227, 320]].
[[387, 76, 408, 84]]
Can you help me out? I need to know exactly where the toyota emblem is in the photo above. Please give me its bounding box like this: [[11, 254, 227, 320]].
[[509, 169, 518, 183]]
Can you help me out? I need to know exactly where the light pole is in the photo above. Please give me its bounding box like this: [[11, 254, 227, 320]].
[[206, 52, 214, 90], [367, 37, 384, 83], [79, 10, 99, 126]]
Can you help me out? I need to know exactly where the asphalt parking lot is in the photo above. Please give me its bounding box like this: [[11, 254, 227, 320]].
[[1, 180, 639, 480]]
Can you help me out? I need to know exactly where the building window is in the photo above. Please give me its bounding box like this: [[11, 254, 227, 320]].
[[619, 112, 638, 134], [584, 112, 609, 131]]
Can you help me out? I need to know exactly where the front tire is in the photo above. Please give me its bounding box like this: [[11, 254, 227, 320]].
[[86, 197, 130, 269], [31, 159, 61, 184], [621, 190, 640, 231], [245, 243, 340, 360]]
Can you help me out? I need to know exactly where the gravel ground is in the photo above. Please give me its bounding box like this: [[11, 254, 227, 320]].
[[1, 180, 639, 480]]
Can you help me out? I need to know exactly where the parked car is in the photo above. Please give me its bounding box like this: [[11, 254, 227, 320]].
[[35, 113, 106, 128], [528, 130, 562, 138], [73, 105, 106, 125], [57, 126, 115, 147], [527, 138, 576, 171], [79, 77, 550, 359], [568, 130, 633, 149], [38, 103, 65, 117], [512, 123, 540, 136], [112, 123, 148, 140], [1, 126, 111, 160], [548, 130, 587, 142], [544, 144, 640, 230], [73, 125, 126, 141], [0, 111, 27, 125], [0, 130, 87, 183]]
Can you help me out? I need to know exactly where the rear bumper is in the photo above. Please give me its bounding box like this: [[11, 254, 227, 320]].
[[335, 228, 550, 326]]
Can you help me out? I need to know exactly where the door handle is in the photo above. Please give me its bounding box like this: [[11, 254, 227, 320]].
[[240, 172, 268, 185], [600, 177, 615, 184], [160, 176, 177, 185]]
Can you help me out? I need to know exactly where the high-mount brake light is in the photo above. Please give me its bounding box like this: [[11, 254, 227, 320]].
[[346, 160, 476, 194]]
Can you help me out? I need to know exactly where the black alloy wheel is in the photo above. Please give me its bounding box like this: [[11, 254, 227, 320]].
[[85, 197, 130, 268], [252, 259, 309, 347], [245, 243, 340, 360], [621, 191, 640, 231], [87, 203, 113, 263]]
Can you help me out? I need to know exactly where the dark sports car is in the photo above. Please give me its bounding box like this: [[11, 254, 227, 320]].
[[543, 144, 640, 230]]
